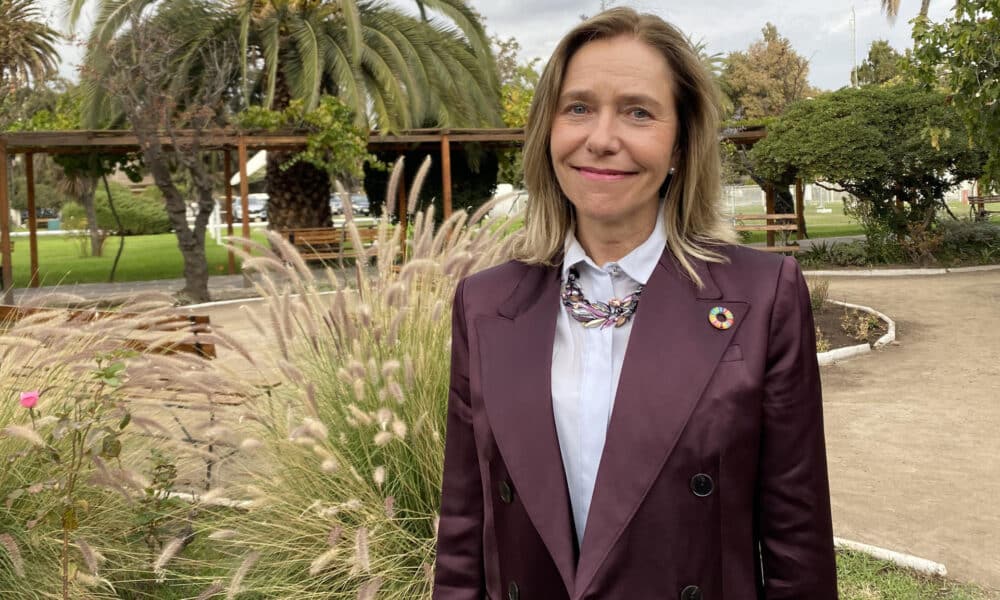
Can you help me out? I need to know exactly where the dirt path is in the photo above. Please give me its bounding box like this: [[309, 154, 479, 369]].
[[820, 270, 1000, 591]]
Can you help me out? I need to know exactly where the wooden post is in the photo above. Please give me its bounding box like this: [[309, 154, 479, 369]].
[[26, 153, 39, 287], [223, 150, 236, 274], [765, 183, 776, 248], [397, 169, 408, 257], [794, 178, 806, 241], [441, 133, 453, 218], [238, 139, 252, 288], [0, 141, 13, 304], [237, 139, 251, 246]]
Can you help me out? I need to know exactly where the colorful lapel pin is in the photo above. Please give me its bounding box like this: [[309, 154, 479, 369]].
[[709, 306, 735, 330]]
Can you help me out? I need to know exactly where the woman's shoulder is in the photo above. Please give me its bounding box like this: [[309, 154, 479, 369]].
[[458, 259, 552, 312], [705, 243, 804, 293]]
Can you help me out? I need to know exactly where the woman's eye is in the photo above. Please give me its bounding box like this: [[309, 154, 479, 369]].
[[567, 104, 588, 115], [629, 108, 651, 120]]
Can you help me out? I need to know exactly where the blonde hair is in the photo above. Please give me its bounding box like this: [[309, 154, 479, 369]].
[[513, 7, 735, 286]]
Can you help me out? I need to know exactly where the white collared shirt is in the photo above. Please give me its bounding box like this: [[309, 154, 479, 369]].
[[552, 210, 667, 547]]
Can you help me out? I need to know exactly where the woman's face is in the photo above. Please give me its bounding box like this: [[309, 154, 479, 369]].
[[550, 35, 679, 236]]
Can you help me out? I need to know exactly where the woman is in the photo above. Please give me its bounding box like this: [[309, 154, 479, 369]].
[[434, 8, 837, 600]]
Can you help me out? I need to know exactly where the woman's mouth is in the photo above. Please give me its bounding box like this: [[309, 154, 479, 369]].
[[574, 167, 636, 181]]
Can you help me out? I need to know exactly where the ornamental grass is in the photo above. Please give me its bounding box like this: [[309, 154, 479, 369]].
[[0, 294, 249, 598], [201, 201, 515, 599]]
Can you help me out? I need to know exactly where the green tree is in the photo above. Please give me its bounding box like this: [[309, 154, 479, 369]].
[[852, 40, 905, 87], [492, 35, 539, 185], [67, 0, 503, 229], [720, 23, 812, 121], [0, 0, 61, 90], [911, 0, 1000, 186], [750, 85, 986, 261]]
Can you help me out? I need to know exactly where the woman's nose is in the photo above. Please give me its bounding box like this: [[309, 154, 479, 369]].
[[584, 111, 621, 155]]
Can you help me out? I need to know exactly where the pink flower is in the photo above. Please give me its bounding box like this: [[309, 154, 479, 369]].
[[19, 391, 39, 409]]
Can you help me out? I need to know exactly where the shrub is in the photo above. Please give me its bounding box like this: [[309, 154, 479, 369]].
[[827, 241, 870, 267], [0, 297, 241, 598], [807, 278, 830, 313], [937, 220, 1000, 264], [61, 183, 171, 236]]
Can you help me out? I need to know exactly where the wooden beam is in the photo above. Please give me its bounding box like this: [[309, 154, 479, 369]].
[[25, 153, 39, 287], [0, 140, 12, 304], [441, 134, 453, 218], [765, 183, 776, 248], [223, 150, 236, 274]]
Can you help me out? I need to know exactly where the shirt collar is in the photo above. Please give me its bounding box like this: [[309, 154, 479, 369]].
[[561, 205, 667, 285]]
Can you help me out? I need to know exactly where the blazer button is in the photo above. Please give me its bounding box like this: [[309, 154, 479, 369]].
[[690, 473, 714, 497], [680, 585, 703, 600], [499, 480, 514, 504], [508, 581, 520, 600]]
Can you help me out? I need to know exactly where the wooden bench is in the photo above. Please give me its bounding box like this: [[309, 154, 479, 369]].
[[969, 196, 1000, 222], [732, 213, 801, 253], [0, 305, 217, 359], [279, 225, 378, 262]]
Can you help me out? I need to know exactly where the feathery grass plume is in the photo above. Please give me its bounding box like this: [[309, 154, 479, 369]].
[[384, 156, 406, 218], [195, 581, 225, 600], [208, 530, 239, 541], [407, 155, 433, 216], [153, 537, 185, 581], [227, 551, 260, 600], [2, 424, 47, 448], [309, 546, 340, 576], [351, 527, 371, 576], [75, 537, 100, 574], [0, 534, 25, 578], [358, 576, 383, 600]]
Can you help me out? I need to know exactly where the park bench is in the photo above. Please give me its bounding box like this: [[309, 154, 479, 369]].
[[732, 213, 801, 252], [0, 305, 217, 359], [969, 195, 1000, 222], [278, 224, 379, 262]]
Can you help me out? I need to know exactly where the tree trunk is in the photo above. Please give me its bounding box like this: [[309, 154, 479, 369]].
[[265, 153, 332, 230], [145, 153, 212, 303], [264, 72, 332, 230]]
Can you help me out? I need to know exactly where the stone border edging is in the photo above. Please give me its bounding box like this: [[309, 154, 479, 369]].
[[804, 264, 1000, 277], [816, 299, 895, 366], [834, 537, 948, 577]]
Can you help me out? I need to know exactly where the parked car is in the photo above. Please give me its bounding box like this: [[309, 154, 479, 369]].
[[231, 193, 268, 222], [329, 195, 344, 216], [350, 194, 370, 216]]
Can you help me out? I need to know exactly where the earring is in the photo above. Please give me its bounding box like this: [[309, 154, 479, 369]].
[[668, 167, 676, 175]]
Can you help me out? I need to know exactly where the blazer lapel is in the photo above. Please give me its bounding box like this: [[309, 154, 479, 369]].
[[573, 252, 749, 595], [476, 265, 577, 595]]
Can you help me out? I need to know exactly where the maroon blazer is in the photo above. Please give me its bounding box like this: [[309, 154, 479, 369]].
[[433, 245, 837, 600]]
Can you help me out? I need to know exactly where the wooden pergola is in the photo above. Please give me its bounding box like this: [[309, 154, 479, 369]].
[[0, 128, 525, 301], [0, 126, 772, 302]]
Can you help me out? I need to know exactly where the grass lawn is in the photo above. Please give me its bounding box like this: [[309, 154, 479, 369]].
[[837, 549, 994, 599], [9, 230, 270, 288], [730, 200, 995, 245]]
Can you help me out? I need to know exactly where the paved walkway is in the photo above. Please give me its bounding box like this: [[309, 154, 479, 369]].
[[7, 266, 999, 591]]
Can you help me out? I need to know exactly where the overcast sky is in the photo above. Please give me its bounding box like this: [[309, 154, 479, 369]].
[[40, 0, 953, 92]]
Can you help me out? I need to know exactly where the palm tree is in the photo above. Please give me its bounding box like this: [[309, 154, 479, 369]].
[[880, 0, 932, 19], [0, 0, 62, 90], [66, 0, 502, 229]]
